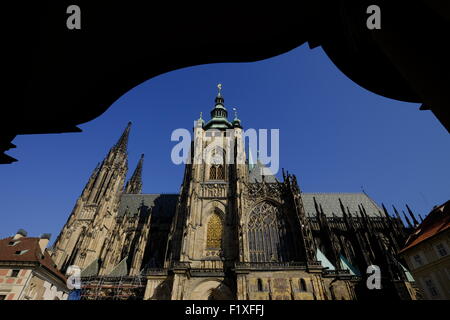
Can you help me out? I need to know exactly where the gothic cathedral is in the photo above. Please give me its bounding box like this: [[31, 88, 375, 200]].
[[52, 86, 419, 300]]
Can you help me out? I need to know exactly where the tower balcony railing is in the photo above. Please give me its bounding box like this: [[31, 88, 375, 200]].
[[308, 260, 323, 267], [189, 268, 225, 277], [171, 261, 191, 270], [322, 269, 361, 280], [323, 269, 350, 276], [235, 261, 309, 271]]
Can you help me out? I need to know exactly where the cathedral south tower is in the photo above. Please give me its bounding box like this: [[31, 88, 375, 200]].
[[161, 85, 247, 299]]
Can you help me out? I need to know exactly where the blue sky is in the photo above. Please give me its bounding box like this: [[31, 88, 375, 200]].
[[1, 44, 449, 242]]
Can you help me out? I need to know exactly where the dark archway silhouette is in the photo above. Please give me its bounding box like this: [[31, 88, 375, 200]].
[[2, 1, 449, 163]]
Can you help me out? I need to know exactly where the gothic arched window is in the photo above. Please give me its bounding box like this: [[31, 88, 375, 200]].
[[216, 165, 224, 180], [209, 166, 216, 180], [208, 148, 225, 181], [247, 201, 297, 262], [206, 213, 223, 250], [209, 165, 224, 180]]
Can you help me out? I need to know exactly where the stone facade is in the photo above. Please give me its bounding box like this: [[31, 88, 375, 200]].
[[52, 87, 418, 300]]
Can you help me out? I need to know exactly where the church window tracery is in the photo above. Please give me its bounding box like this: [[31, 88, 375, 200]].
[[206, 213, 223, 250], [247, 201, 297, 262], [216, 165, 224, 180], [209, 166, 216, 180], [208, 148, 225, 181]]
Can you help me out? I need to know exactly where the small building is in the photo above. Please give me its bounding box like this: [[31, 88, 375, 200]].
[[0, 230, 68, 300], [400, 200, 450, 300]]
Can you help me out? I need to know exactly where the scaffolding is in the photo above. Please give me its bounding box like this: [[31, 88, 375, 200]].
[[78, 275, 147, 300]]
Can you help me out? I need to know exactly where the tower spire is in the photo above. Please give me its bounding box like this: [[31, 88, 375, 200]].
[[204, 84, 233, 130], [114, 121, 132, 153], [125, 154, 144, 194], [215, 83, 224, 105], [232, 107, 242, 128], [53, 123, 131, 272], [392, 205, 402, 221], [248, 148, 256, 171], [381, 203, 390, 219], [406, 204, 419, 226], [402, 210, 413, 228]]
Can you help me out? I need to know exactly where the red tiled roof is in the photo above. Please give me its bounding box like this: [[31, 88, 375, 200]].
[[0, 236, 67, 283], [400, 200, 450, 253]]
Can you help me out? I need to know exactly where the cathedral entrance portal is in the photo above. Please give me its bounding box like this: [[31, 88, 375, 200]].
[[188, 280, 233, 300]]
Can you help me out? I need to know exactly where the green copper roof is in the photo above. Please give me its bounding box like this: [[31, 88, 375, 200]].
[[204, 117, 233, 130], [198, 112, 205, 123], [203, 84, 235, 130], [317, 248, 336, 271], [339, 254, 361, 276], [232, 108, 242, 128], [400, 262, 415, 282], [232, 115, 242, 128]]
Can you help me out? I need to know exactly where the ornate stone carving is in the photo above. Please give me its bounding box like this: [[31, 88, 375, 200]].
[[244, 182, 283, 202], [201, 183, 228, 198]]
